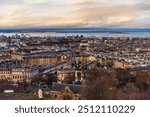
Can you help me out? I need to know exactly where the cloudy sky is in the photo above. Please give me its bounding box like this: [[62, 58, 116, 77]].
[[0, 0, 150, 28]]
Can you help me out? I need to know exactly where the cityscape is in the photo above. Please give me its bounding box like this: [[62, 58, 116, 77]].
[[0, 31, 150, 100], [0, 0, 150, 100]]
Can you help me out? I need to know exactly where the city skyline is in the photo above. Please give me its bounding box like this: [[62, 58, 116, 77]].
[[0, 0, 150, 28]]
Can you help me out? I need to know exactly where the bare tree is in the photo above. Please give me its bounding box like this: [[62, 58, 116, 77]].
[[83, 70, 117, 100], [135, 71, 150, 91]]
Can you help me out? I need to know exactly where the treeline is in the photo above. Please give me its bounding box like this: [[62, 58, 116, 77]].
[[82, 68, 150, 100]]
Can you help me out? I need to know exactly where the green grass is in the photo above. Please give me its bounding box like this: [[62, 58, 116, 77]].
[[0, 93, 53, 100]]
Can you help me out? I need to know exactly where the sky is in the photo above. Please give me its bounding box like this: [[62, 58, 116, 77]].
[[0, 0, 150, 28]]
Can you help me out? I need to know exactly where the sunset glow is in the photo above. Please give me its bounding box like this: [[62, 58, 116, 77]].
[[0, 0, 150, 28]]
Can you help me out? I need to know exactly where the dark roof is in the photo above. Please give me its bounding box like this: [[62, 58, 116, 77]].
[[127, 66, 150, 71], [74, 81, 82, 85], [51, 83, 84, 94]]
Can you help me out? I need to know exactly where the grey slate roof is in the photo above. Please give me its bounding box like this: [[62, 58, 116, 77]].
[[51, 83, 84, 94]]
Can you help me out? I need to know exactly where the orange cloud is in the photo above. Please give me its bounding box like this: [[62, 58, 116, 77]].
[[0, 0, 150, 28]]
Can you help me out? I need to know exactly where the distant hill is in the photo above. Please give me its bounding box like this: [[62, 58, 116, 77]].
[[0, 28, 150, 33]]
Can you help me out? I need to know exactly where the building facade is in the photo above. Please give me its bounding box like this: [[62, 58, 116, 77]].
[[0, 66, 39, 83], [50, 83, 84, 100]]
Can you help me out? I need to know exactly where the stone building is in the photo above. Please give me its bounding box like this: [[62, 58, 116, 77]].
[[0, 66, 39, 83], [26, 55, 67, 66], [57, 68, 84, 83], [50, 83, 84, 100]]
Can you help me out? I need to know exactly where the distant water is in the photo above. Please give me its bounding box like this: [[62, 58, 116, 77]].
[[0, 32, 150, 38]]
